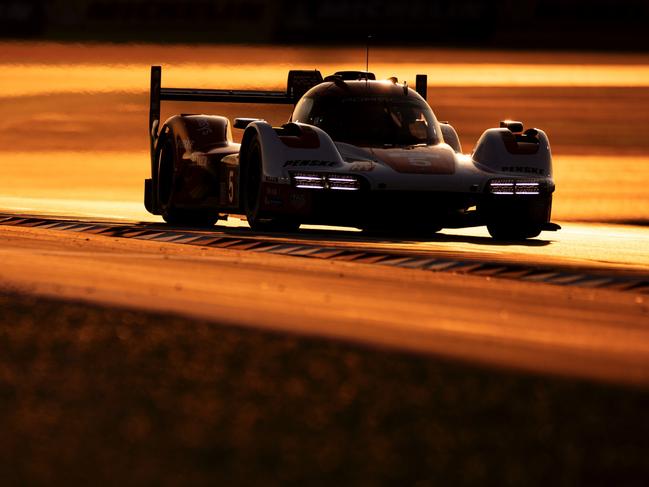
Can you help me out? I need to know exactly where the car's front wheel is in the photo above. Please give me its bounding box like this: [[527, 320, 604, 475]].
[[482, 194, 551, 241]]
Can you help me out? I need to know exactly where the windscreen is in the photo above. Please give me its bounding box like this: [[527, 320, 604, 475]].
[[292, 95, 440, 147]]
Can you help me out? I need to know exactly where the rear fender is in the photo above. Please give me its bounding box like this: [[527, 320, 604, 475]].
[[163, 114, 233, 155], [155, 115, 237, 209]]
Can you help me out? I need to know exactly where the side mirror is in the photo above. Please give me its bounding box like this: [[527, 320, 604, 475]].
[[233, 118, 262, 129]]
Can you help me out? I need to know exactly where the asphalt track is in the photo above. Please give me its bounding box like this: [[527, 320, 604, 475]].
[[1, 211, 648, 386]]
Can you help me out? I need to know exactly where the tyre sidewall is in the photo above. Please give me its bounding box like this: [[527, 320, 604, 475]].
[[157, 135, 178, 218], [244, 139, 264, 227]]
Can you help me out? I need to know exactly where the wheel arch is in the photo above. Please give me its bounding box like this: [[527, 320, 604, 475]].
[[153, 116, 189, 179], [238, 124, 262, 175], [473, 127, 553, 178]]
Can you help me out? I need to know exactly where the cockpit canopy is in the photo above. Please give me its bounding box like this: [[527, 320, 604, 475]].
[[291, 80, 441, 148]]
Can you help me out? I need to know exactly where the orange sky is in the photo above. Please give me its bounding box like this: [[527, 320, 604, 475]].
[[2, 42, 649, 97], [3, 63, 649, 97]]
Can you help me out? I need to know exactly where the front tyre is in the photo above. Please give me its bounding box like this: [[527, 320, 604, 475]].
[[243, 136, 300, 233], [482, 194, 552, 241]]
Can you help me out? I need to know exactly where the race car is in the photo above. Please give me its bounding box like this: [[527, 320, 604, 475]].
[[144, 66, 559, 240]]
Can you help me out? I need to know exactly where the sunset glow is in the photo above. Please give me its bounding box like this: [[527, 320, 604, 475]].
[[2, 62, 649, 97]]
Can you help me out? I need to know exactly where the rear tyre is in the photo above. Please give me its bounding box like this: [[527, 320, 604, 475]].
[[243, 136, 300, 233], [157, 135, 219, 228], [486, 223, 542, 241]]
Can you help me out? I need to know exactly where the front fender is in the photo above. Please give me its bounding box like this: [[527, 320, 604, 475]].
[[472, 128, 552, 178], [243, 121, 344, 182]]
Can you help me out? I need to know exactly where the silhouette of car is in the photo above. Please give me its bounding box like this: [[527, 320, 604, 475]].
[[144, 67, 559, 240]]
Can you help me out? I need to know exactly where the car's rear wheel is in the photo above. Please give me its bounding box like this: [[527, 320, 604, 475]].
[[243, 136, 300, 233], [157, 135, 219, 228]]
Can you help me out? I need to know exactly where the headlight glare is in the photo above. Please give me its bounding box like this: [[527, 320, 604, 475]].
[[292, 172, 360, 191], [488, 179, 542, 195]]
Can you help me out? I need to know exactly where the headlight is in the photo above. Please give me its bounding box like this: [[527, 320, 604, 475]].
[[293, 173, 325, 189], [292, 172, 361, 191], [488, 179, 542, 195], [514, 182, 541, 195], [327, 175, 361, 191]]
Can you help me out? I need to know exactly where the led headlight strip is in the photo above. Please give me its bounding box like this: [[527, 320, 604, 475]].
[[293, 174, 325, 189], [488, 179, 542, 195], [292, 172, 361, 191]]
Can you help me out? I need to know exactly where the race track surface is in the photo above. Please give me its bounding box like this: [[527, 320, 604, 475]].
[[1, 214, 648, 386]]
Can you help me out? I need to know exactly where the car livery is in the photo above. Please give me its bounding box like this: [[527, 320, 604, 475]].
[[144, 67, 559, 240]]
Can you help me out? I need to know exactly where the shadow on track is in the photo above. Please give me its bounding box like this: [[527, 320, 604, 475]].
[[136, 221, 553, 248]]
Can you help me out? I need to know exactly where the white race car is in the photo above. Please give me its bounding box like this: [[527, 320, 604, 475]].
[[144, 67, 559, 240]]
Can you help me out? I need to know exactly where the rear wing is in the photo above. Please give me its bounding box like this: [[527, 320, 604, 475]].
[[148, 66, 323, 154]]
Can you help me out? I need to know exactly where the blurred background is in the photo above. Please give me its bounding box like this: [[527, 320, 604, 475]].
[[2, 0, 649, 49], [1, 0, 648, 223]]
